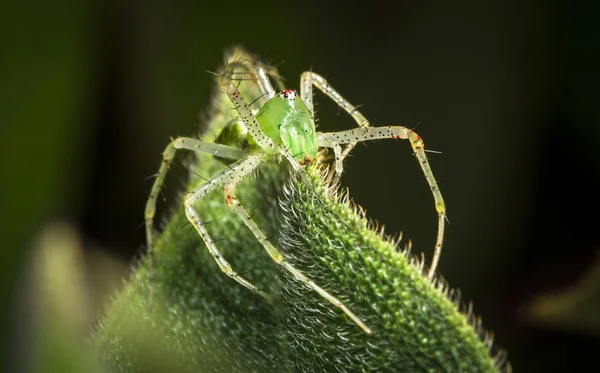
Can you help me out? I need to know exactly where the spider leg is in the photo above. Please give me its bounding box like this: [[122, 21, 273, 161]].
[[317, 126, 446, 279], [219, 74, 275, 150], [222, 152, 372, 334], [145, 137, 244, 253], [279, 149, 311, 185], [221, 48, 281, 105], [300, 72, 369, 162], [254, 61, 277, 100], [184, 154, 273, 301]]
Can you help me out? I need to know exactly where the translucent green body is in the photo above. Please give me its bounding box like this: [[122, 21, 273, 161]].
[[255, 90, 317, 164]]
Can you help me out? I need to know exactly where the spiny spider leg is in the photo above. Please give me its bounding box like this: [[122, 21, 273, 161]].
[[184, 155, 272, 301], [221, 152, 372, 334], [317, 126, 446, 279], [223, 60, 276, 106], [220, 47, 282, 105], [300, 72, 369, 162], [279, 149, 311, 185], [145, 137, 244, 252], [219, 75, 275, 150], [254, 62, 276, 100], [301, 72, 446, 276], [146, 50, 273, 261]]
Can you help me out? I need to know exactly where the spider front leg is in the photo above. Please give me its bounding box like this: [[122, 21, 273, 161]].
[[318, 126, 447, 279], [252, 58, 281, 100], [221, 54, 280, 104], [300, 72, 369, 162], [221, 153, 372, 334], [145, 137, 244, 252], [219, 70, 368, 333], [183, 155, 273, 301], [219, 74, 275, 150]]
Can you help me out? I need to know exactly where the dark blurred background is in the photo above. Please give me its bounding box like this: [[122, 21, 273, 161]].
[[2, 0, 599, 372]]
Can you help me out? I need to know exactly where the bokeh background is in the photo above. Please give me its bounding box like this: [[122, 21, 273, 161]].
[[2, 0, 599, 372]]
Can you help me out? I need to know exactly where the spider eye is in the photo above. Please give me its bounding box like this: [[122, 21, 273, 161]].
[[280, 89, 296, 100]]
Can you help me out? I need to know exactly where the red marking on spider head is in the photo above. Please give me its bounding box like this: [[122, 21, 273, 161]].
[[393, 135, 401, 139], [278, 89, 297, 100]]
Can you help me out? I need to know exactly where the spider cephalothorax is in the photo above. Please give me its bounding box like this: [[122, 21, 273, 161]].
[[255, 89, 317, 164]]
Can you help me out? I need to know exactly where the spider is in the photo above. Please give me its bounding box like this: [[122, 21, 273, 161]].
[[144, 50, 446, 335]]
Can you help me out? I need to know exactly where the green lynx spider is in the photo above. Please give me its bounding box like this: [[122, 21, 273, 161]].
[[144, 55, 446, 335]]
